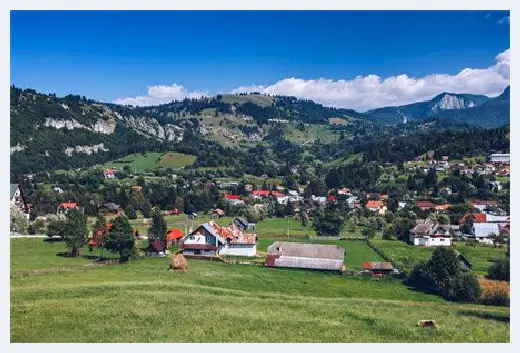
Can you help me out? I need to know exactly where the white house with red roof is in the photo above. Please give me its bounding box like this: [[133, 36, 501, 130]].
[[57, 201, 79, 215], [103, 169, 116, 179]]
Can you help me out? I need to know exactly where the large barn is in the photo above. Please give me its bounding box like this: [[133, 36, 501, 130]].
[[265, 241, 345, 272]]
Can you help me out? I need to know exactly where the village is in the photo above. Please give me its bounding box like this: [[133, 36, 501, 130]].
[[10, 152, 510, 278]]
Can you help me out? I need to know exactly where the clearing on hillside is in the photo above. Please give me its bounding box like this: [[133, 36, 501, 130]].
[[102, 152, 196, 172]]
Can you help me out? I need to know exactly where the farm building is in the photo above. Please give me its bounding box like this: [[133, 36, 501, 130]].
[[362, 262, 395, 277], [468, 223, 500, 245], [233, 217, 256, 231], [146, 240, 167, 257], [182, 220, 257, 257], [166, 228, 184, 247], [265, 241, 345, 272]]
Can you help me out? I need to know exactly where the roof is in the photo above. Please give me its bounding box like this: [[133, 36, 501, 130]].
[[103, 203, 120, 211], [485, 215, 509, 223], [471, 200, 499, 207], [266, 241, 345, 260], [362, 262, 394, 270], [327, 196, 336, 201], [60, 201, 78, 209], [224, 194, 240, 200], [416, 201, 436, 208], [167, 228, 184, 241], [366, 200, 384, 209], [10, 184, 19, 199], [213, 208, 225, 215], [147, 240, 166, 252], [459, 213, 487, 225], [410, 220, 437, 236], [473, 223, 500, 237], [103, 169, 116, 174], [435, 204, 452, 211]]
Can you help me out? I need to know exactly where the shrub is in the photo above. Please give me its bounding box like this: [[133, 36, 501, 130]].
[[487, 258, 510, 281]]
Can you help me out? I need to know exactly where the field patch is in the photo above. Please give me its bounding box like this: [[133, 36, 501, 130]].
[[102, 152, 196, 172]]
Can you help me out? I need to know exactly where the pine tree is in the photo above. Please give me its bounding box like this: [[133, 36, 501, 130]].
[[149, 208, 167, 242], [104, 214, 135, 262]]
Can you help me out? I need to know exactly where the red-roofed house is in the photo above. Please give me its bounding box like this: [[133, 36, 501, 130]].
[[166, 228, 184, 246], [365, 200, 387, 215], [103, 169, 116, 179], [327, 196, 336, 202], [416, 201, 436, 211], [58, 201, 79, 215], [252, 190, 271, 198], [459, 213, 487, 225], [225, 194, 241, 200]]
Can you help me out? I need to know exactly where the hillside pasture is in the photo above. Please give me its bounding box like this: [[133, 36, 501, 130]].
[[102, 152, 196, 172], [10, 246, 510, 343]]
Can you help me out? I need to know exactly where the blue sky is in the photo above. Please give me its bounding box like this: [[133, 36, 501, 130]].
[[10, 10, 510, 110]]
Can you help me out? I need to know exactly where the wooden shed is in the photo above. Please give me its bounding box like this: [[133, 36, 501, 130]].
[[362, 262, 394, 277], [265, 241, 345, 272]]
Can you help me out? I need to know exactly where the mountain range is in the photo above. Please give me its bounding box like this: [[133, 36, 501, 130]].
[[367, 86, 510, 128], [9, 85, 510, 177]]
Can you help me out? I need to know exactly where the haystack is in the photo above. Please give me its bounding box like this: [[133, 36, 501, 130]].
[[169, 253, 188, 272]]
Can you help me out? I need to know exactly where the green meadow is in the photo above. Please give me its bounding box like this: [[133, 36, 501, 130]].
[[10, 238, 509, 343]]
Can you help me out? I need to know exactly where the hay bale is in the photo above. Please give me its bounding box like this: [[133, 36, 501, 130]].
[[169, 253, 188, 272], [417, 320, 437, 328]]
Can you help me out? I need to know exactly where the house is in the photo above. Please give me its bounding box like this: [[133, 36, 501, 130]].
[[212, 208, 225, 218], [58, 201, 79, 215], [103, 169, 116, 179], [362, 262, 395, 277], [485, 214, 509, 224], [132, 185, 143, 192], [146, 240, 167, 257], [288, 190, 299, 197], [459, 213, 487, 225], [311, 195, 327, 205], [455, 251, 472, 271], [416, 201, 436, 211], [224, 194, 245, 205], [182, 221, 257, 257], [169, 208, 180, 215], [398, 201, 407, 209], [489, 180, 502, 191], [490, 153, 510, 164], [347, 196, 360, 209], [265, 242, 345, 272], [102, 203, 121, 215], [89, 224, 112, 248], [468, 223, 500, 245], [434, 204, 452, 212], [10, 183, 28, 215], [409, 219, 452, 246], [166, 228, 184, 247], [337, 188, 351, 196], [470, 200, 499, 213], [365, 200, 386, 215], [54, 187, 64, 194]]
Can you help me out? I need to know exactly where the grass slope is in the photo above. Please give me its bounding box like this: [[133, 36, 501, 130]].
[[102, 152, 196, 172], [10, 256, 509, 343]]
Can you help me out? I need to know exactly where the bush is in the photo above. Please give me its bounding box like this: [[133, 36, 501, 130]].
[[487, 258, 510, 281], [361, 228, 376, 239], [124, 205, 137, 220]]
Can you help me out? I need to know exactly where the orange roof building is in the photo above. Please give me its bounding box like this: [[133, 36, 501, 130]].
[[167, 228, 184, 242]]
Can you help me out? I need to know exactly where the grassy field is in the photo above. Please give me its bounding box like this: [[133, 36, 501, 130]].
[[10, 242, 509, 343], [372, 239, 507, 275], [221, 93, 274, 107], [102, 152, 196, 172], [284, 124, 340, 145], [10, 238, 510, 342]]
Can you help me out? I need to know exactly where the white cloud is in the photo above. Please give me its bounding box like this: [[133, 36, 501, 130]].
[[113, 84, 207, 106], [497, 16, 510, 24], [231, 49, 510, 111], [114, 49, 510, 111]]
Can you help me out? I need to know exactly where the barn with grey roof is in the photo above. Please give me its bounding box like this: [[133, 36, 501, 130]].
[[265, 241, 345, 272]]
